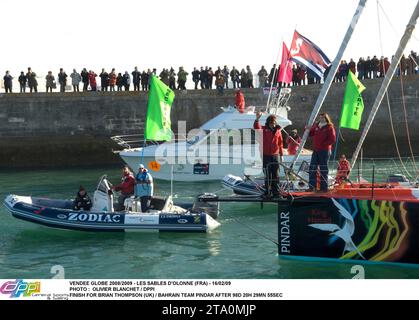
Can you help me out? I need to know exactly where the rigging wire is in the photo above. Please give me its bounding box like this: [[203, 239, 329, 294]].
[[219, 207, 279, 246], [398, 73, 418, 175], [376, 1, 419, 167], [376, 0, 419, 45], [377, 0, 419, 69], [376, 0, 415, 178]]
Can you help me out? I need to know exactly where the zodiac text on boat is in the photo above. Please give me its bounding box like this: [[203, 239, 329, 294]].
[[67, 213, 121, 223]]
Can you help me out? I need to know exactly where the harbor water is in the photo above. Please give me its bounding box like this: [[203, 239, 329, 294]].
[[1, 165, 418, 279]]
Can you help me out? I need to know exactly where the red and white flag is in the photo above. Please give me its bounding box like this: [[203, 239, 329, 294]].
[[278, 42, 293, 84], [289, 30, 331, 78]]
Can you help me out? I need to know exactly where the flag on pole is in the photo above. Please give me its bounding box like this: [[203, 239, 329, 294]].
[[145, 75, 175, 141], [289, 30, 331, 79], [339, 71, 366, 130], [278, 42, 293, 84]]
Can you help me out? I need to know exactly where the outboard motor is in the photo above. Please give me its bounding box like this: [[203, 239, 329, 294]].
[[91, 175, 114, 212], [193, 193, 219, 219]]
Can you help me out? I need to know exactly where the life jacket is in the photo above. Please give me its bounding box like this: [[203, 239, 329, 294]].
[[135, 170, 154, 197]]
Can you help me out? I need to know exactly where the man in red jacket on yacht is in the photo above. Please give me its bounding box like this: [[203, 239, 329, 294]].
[[254, 111, 284, 197], [308, 113, 336, 192]]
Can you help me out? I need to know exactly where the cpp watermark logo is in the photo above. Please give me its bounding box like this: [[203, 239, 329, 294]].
[[0, 280, 41, 298]]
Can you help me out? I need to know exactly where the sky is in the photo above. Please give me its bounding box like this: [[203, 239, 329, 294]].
[[1, 0, 418, 78]]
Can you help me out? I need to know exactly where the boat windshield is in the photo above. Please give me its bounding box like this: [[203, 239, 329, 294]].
[[96, 175, 112, 193]]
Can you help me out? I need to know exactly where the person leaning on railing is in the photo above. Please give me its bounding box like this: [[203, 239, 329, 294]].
[[254, 111, 284, 198]]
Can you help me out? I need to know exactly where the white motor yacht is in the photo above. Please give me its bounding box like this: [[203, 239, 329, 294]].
[[111, 88, 312, 181]]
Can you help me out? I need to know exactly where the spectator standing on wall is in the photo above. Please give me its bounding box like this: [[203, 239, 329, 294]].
[[407, 52, 416, 75], [45, 71, 55, 93], [132, 67, 141, 91], [292, 65, 299, 86], [246, 65, 254, 88], [116, 73, 123, 91], [141, 70, 149, 91], [148, 69, 154, 90], [81, 68, 89, 91], [215, 72, 225, 95], [18, 71, 27, 93], [257, 66, 268, 88], [268, 64, 278, 87], [297, 65, 306, 85], [348, 58, 356, 75], [365, 56, 372, 79], [207, 67, 214, 89], [26, 67, 38, 93], [100, 68, 109, 91], [169, 68, 176, 91], [109, 68, 117, 91], [192, 67, 200, 90], [88, 70, 97, 91], [160, 68, 170, 86], [123, 71, 130, 91], [200, 67, 208, 89], [357, 57, 365, 80], [371, 55, 379, 78], [70, 69, 81, 92], [240, 68, 247, 88], [214, 66, 222, 82], [230, 66, 240, 89], [58, 68, 67, 92], [222, 65, 229, 89], [177, 67, 188, 90], [3, 71, 13, 93]]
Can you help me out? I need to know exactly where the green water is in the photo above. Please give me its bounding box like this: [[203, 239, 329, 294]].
[[1, 167, 418, 279]]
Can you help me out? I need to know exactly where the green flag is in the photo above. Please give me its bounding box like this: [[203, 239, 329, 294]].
[[145, 75, 175, 141], [339, 71, 366, 130]]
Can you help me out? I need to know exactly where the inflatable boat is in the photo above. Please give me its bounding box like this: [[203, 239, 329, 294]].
[[3, 176, 220, 233]]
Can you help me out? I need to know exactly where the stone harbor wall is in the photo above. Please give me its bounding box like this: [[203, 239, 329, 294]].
[[0, 75, 418, 168]]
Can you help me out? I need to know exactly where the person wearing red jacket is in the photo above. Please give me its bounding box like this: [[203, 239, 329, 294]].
[[112, 166, 135, 211], [308, 113, 336, 192], [286, 129, 301, 156], [88, 70, 97, 91], [254, 111, 284, 197], [235, 89, 245, 113], [335, 154, 351, 185]]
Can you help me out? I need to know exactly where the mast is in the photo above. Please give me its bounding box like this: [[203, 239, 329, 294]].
[[351, 0, 419, 169], [266, 44, 282, 109], [289, 0, 367, 168]]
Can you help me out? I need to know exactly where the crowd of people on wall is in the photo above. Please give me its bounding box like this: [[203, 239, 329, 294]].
[[1, 51, 418, 93]]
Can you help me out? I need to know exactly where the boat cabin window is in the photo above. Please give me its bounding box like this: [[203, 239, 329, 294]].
[[186, 129, 259, 146]]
